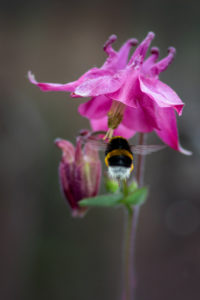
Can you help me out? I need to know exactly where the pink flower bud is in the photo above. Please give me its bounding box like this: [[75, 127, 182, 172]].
[[55, 136, 101, 217]]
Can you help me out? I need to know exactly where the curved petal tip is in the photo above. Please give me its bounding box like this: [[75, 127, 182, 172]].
[[103, 34, 117, 51], [179, 145, 192, 156], [54, 138, 62, 147], [151, 46, 160, 55], [28, 70, 37, 84], [147, 31, 155, 40], [168, 47, 176, 55], [129, 38, 138, 46]]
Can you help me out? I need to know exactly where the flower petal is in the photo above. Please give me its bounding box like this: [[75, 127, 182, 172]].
[[28, 68, 112, 93], [84, 142, 101, 162], [102, 35, 138, 71], [75, 71, 124, 97], [150, 47, 176, 77], [80, 160, 102, 197], [154, 107, 191, 155], [90, 116, 136, 139], [103, 34, 117, 57], [122, 96, 160, 132], [28, 71, 79, 92], [128, 32, 155, 67], [108, 69, 140, 107], [78, 96, 112, 119], [115, 38, 138, 69], [55, 138, 75, 163], [59, 161, 78, 210], [139, 75, 184, 115], [75, 138, 84, 165], [142, 47, 159, 75]]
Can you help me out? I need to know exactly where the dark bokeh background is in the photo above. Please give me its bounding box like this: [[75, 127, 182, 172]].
[[1, 0, 200, 299]]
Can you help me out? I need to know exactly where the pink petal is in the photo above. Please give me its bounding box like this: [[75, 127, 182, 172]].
[[128, 32, 155, 67], [139, 75, 184, 115], [75, 144, 102, 199], [80, 159, 102, 197], [102, 35, 138, 71], [75, 36, 138, 98], [115, 38, 138, 69], [78, 96, 112, 119], [28, 71, 78, 92], [142, 47, 160, 75], [28, 68, 112, 93], [150, 47, 176, 77], [108, 69, 140, 107], [122, 96, 160, 132], [84, 142, 101, 161], [59, 161, 78, 210], [90, 116, 136, 139], [154, 107, 192, 155], [75, 71, 124, 97], [75, 138, 84, 165], [103, 34, 117, 57], [55, 138, 75, 163]]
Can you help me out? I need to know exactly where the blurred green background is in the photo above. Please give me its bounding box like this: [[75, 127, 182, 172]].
[[0, 0, 200, 299]]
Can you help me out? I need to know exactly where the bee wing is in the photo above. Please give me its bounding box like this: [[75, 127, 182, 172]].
[[81, 136, 107, 151], [130, 144, 166, 155]]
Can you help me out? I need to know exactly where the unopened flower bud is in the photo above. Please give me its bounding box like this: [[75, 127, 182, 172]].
[[105, 176, 119, 193], [55, 136, 101, 217], [127, 180, 138, 194]]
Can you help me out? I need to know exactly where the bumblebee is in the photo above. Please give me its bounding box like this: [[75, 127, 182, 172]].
[[105, 136, 134, 180], [80, 131, 165, 180]]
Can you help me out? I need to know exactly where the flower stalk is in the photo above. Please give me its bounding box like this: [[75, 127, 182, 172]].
[[123, 133, 146, 300]]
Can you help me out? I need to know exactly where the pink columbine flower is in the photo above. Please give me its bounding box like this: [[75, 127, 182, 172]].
[[28, 32, 191, 154], [55, 135, 101, 217]]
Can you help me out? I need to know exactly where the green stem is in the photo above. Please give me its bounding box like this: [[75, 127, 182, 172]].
[[123, 133, 146, 300]]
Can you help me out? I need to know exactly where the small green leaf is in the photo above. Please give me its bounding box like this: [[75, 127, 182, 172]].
[[79, 193, 123, 207], [124, 187, 148, 206], [105, 178, 119, 193]]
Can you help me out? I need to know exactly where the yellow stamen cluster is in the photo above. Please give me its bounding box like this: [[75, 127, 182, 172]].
[[104, 101, 126, 140]]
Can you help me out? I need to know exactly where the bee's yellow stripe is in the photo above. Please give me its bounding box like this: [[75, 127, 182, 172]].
[[130, 163, 134, 172], [105, 149, 133, 167]]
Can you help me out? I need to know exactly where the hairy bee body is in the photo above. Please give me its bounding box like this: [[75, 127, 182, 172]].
[[79, 131, 165, 180], [105, 137, 134, 180]]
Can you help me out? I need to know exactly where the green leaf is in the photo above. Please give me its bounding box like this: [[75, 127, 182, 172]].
[[124, 187, 148, 206], [79, 193, 123, 207]]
